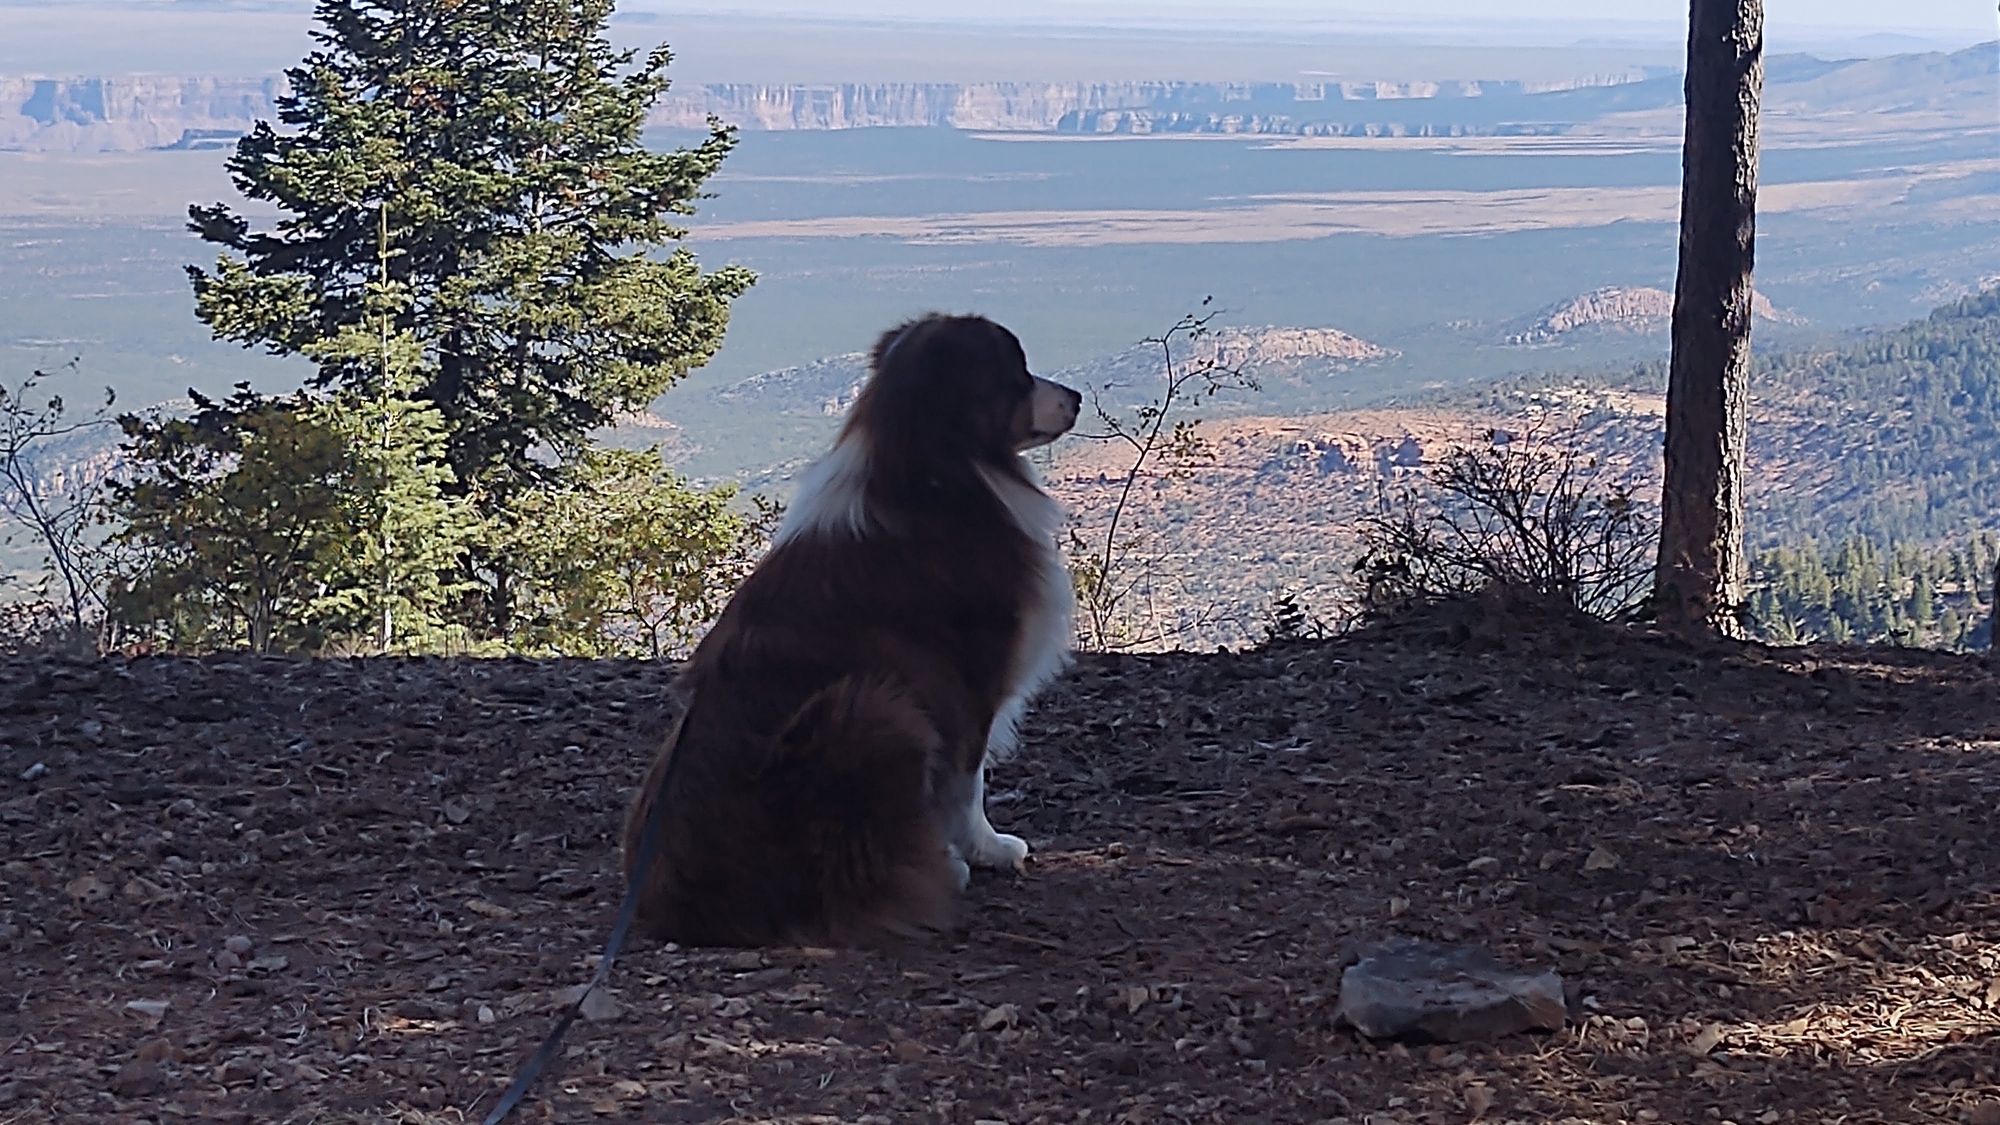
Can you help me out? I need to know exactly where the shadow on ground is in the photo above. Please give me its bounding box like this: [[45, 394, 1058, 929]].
[[1, 599, 1995, 1123]]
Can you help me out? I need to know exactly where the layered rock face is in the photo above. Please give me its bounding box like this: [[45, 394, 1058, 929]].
[[646, 75, 1653, 133], [3, 73, 1657, 151], [0, 75, 285, 152]]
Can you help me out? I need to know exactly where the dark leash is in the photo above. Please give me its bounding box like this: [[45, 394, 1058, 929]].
[[477, 742, 681, 1125]]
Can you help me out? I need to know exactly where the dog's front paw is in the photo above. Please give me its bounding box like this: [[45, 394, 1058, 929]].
[[967, 831, 1030, 873]]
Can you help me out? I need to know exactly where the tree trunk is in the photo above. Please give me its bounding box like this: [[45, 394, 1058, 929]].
[[1655, 0, 1763, 638]]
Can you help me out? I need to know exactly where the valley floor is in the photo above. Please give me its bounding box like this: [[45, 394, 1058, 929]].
[[2, 603, 1997, 1123]]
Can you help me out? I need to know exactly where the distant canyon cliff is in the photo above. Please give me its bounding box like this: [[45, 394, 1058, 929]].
[[1, 73, 1660, 152], [8, 44, 1986, 152], [0, 75, 286, 153], [645, 74, 1655, 133]]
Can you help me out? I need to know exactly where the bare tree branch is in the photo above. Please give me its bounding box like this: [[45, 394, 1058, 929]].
[[1063, 299, 1260, 651]]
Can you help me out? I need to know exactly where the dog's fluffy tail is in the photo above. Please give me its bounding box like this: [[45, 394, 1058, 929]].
[[764, 676, 958, 945]]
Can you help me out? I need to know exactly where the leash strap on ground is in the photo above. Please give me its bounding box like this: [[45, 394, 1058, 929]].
[[478, 749, 679, 1125]]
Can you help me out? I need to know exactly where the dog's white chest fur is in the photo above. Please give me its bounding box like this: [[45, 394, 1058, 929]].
[[976, 460, 1075, 762], [773, 442, 1074, 762]]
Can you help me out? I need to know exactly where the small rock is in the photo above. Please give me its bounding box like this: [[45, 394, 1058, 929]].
[[214, 1056, 261, 1086], [110, 1057, 162, 1098], [64, 874, 110, 904], [1333, 938, 1566, 1042], [224, 935, 254, 956], [121, 877, 170, 905], [1466, 856, 1502, 875], [556, 984, 622, 1022], [979, 1004, 1019, 1031], [395, 997, 453, 1020], [17, 762, 46, 783], [1083, 1043, 1143, 1074], [167, 798, 198, 818], [214, 949, 243, 973], [123, 999, 171, 1023]]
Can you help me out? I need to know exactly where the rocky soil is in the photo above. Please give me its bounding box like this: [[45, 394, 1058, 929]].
[[3, 599, 1998, 1123]]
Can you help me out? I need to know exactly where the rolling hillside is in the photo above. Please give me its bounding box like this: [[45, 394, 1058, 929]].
[[1036, 287, 2000, 646], [7, 292, 1996, 649]]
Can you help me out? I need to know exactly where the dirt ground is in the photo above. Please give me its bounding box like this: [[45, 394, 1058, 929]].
[[3, 601, 1998, 1124]]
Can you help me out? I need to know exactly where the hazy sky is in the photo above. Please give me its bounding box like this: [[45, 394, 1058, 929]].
[[638, 0, 1996, 34]]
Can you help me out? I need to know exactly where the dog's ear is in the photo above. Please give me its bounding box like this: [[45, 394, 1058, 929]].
[[871, 316, 935, 373]]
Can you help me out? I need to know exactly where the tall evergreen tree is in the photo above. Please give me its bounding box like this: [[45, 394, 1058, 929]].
[[185, 0, 753, 631]]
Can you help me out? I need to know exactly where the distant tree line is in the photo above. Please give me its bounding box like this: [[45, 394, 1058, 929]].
[[1753, 287, 2000, 548], [1747, 533, 1996, 650]]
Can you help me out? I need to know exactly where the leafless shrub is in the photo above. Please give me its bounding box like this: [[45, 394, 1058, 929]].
[[1, 362, 123, 654], [1354, 424, 1656, 622], [0, 598, 71, 654], [1255, 588, 1338, 645], [1063, 299, 1259, 651]]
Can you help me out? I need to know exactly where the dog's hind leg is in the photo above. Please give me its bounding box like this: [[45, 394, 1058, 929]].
[[767, 677, 961, 941], [946, 846, 973, 891]]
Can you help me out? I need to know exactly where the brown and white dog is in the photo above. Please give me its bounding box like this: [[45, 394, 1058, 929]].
[[621, 313, 1082, 947]]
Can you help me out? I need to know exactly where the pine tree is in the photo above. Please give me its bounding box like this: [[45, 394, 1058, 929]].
[[1939, 606, 1963, 650], [302, 353, 478, 654], [185, 0, 753, 632], [293, 203, 477, 652], [1909, 568, 1936, 629], [1655, 0, 1763, 636]]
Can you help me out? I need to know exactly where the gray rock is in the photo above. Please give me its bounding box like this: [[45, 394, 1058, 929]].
[[1334, 938, 1566, 1042]]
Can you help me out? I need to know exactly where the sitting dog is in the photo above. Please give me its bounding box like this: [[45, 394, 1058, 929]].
[[622, 313, 1082, 946]]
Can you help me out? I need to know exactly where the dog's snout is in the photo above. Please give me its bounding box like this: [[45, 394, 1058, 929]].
[[1037, 376, 1083, 415], [1019, 375, 1082, 451]]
